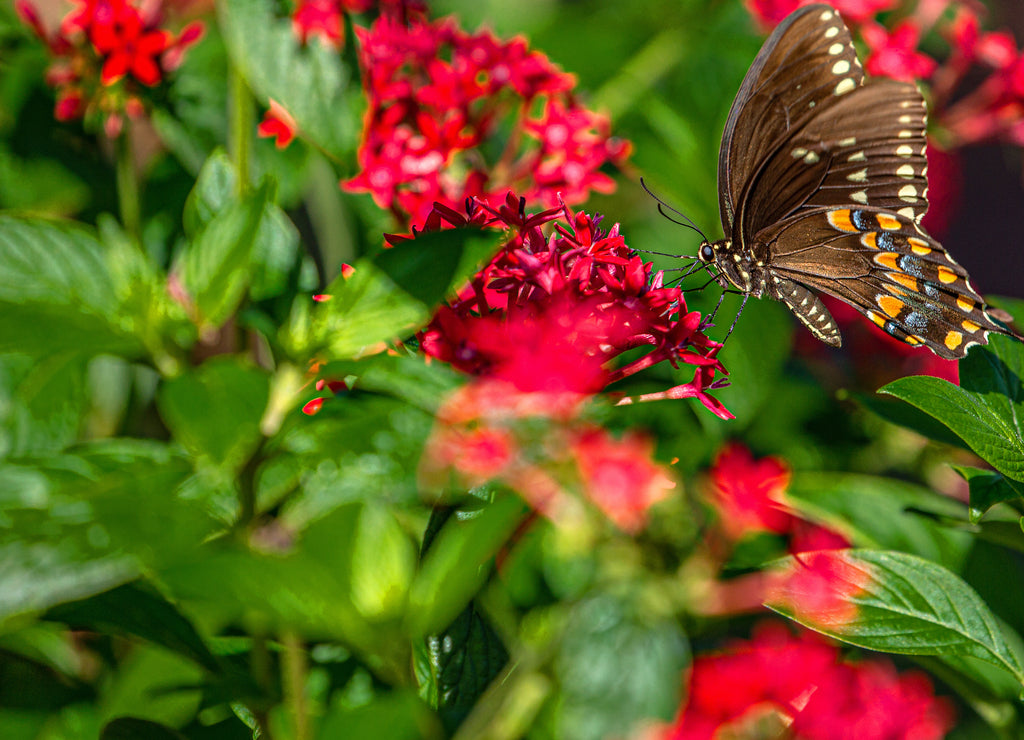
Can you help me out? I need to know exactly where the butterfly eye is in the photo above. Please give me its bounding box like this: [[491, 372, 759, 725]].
[[699, 243, 715, 262]]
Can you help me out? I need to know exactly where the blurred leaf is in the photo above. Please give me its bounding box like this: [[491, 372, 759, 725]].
[[786, 473, 973, 570], [317, 690, 440, 740], [47, 581, 220, 673], [371, 228, 505, 309], [179, 183, 270, 330], [953, 465, 1024, 523], [220, 0, 361, 159], [0, 217, 142, 356], [320, 352, 463, 414], [157, 357, 270, 472], [301, 502, 417, 622], [101, 718, 188, 740], [880, 337, 1024, 482], [554, 595, 689, 740], [768, 549, 1024, 685], [854, 391, 968, 449], [406, 495, 529, 638], [183, 151, 236, 236], [99, 645, 203, 728], [0, 353, 88, 458]]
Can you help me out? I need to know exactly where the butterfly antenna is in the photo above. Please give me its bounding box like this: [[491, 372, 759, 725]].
[[639, 178, 710, 243]]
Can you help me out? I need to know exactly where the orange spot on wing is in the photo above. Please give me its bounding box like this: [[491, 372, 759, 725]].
[[827, 209, 857, 233], [938, 266, 957, 284], [957, 296, 975, 312], [874, 253, 900, 270], [962, 320, 981, 333], [907, 237, 932, 255], [944, 330, 963, 350], [866, 310, 887, 328], [860, 232, 877, 249], [877, 295, 904, 318], [887, 272, 918, 291], [876, 213, 901, 230]]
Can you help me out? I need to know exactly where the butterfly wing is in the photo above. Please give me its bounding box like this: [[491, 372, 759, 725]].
[[737, 78, 931, 240], [756, 207, 1012, 359], [718, 4, 862, 232]]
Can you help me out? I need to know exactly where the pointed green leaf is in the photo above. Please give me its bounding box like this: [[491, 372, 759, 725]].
[[316, 690, 440, 740], [179, 184, 270, 330], [953, 465, 1024, 523], [767, 549, 1024, 686], [880, 363, 1024, 483]]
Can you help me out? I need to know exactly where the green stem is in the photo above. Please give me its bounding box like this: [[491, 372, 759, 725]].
[[282, 631, 310, 740], [115, 123, 141, 239], [228, 62, 254, 192]]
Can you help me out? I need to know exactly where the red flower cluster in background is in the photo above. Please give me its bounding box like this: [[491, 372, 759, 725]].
[[343, 14, 631, 228], [17, 0, 204, 137], [406, 193, 729, 418], [746, 0, 1024, 151], [290, 0, 425, 48], [661, 621, 954, 740]]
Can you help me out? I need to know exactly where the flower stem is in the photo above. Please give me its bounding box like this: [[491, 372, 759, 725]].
[[115, 123, 141, 239], [282, 630, 310, 740], [228, 61, 254, 191]]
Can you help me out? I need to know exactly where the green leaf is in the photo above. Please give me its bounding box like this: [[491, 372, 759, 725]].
[[0, 217, 141, 356], [47, 581, 220, 673], [371, 228, 505, 309], [317, 690, 440, 740], [880, 360, 1024, 483], [953, 465, 1024, 523], [853, 391, 968, 449], [220, 0, 361, 159], [179, 184, 270, 330], [786, 473, 972, 570], [301, 502, 416, 622], [767, 549, 1024, 685], [98, 645, 203, 728], [183, 151, 237, 237], [283, 260, 429, 361], [157, 357, 270, 472], [406, 495, 529, 638]]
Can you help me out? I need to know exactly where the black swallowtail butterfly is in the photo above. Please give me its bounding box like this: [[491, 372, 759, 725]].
[[678, 3, 1020, 359]]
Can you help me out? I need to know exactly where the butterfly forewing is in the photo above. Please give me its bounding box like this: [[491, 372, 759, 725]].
[[757, 207, 1007, 358], [718, 4, 862, 230], [738, 79, 931, 238]]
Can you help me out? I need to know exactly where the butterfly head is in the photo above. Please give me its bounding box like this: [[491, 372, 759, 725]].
[[697, 238, 765, 295]]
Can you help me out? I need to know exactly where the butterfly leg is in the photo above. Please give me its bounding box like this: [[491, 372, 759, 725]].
[[721, 292, 750, 346]]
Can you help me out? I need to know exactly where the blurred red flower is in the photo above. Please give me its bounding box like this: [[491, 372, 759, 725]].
[[16, 0, 203, 135], [571, 428, 676, 533], [707, 442, 792, 540], [661, 622, 954, 740]]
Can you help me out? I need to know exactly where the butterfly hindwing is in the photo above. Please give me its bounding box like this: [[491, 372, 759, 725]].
[[756, 207, 1007, 359], [718, 3, 862, 230]]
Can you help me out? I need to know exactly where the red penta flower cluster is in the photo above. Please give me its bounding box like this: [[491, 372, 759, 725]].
[[405, 193, 730, 418], [16, 0, 204, 137], [663, 622, 954, 740], [344, 15, 631, 228]]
